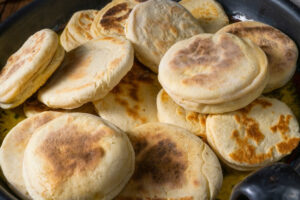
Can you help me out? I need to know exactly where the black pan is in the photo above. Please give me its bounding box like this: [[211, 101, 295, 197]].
[[0, 0, 299, 199]]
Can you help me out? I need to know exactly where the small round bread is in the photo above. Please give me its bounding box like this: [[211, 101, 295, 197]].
[[217, 21, 299, 93], [38, 36, 134, 109], [157, 89, 207, 140], [23, 97, 96, 117], [23, 113, 135, 200], [0, 29, 64, 109], [158, 32, 268, 105], [61, 10, 98, 51], [179, 0, 229, 33], [206, 97, 300, 171], [93, 60, 160, 131], [0, 111, 63, 200], [91, 0, 138, 37], [125, 0, 204, 73], [116, 123, 222, 200]]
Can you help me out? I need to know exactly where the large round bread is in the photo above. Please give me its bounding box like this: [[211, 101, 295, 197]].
[[61, 10, 98, 51], [23, 113, 135, 200], [206, 97, 300, 171], [179, 0, 229, 33], [157, 89, 207, 140], [158, 32, 268, 104], [125, 0, 204, 73], [0, 111, 63, 200], [0, 29, 60, 108], [117, 122, 223, 200], [93, 60, 160, 131], [38, 36, 134, 109], [217, 21, 299, 93]]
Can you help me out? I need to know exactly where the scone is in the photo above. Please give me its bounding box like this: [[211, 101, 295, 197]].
[[179, 0, 229, 33], [206, 97, 300, 171], [0, 29, 65, 109], [93, 60, 160, 131], [117, 123, 223, 200], [23, 97, 96, 117], [158, 32, 268, 113], [91, 0, 139, 37], [61, 10, 98, 51], [125, 0, 204, 73], [0, 111, 63, 200], [217, 21, 299, 93], [157, 89, 207, 140], [38, 36, 134, 109], [23, 113, 135, 200]]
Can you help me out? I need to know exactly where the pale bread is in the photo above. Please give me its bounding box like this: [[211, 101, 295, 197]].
[[61, 10, 98, 52], [0, 29, 62, 108], [93, 60, 160, 131], [0, 45, 65, 109], [179, 0, 229, 33], [157, 89, 207, 140], [91, 0, 138, 37], [117, 123, 223, 200], [206, 97, 300, 171], [0, 111, 63, 200], [23, 97, 96, 117], [38, 36, 134, 109], [23, 113, 135, 200], [158, 32, 268, 105], [217, 21, 299, 93], [125, 0, 204, 73]]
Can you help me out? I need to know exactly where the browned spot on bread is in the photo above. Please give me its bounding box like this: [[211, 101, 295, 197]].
[[62, 55, 92, 80], [193, 180, 200, 186], [229, 130, 273, 164], [129, 135, 148, 155], [270, 115, 292, 138], [276, 138, 300, 154], [170, 34, 243, 86], [100, 3, 132, 35], [133, 138, 187, 188], [39, 123, 106, 184], [161, 90, 170, 103]]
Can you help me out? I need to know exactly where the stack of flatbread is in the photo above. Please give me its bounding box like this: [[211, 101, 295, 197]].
[[0, 0, 299, 199]]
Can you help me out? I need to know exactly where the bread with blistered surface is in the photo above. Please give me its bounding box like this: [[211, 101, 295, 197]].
[[117, 122, 223, 200], [206, 97, 300, 171], [23, 113, 135, 200]]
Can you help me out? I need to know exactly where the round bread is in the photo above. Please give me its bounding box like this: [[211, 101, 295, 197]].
[[91, 0, 138, 37], [158, 32, 268, 105], [217, 21, 299, 93], [23, 113, 135, 200], [117, 123, 222, 200], [157, 89, 207, 140], [206, 97, 300, 171], [38, 36, 134, 109], [93, 60, 160, 131], [0, 111, 63, 200], [125, 0, 204, 73], [61, 10, 98, 52], [0, 45, 65, 109], [23, 97, 96, 117], [0, 29, 60, 108], [179, 0, 229, 33]]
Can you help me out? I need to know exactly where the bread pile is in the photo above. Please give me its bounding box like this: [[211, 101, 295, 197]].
[[0, 0, 299, 199]]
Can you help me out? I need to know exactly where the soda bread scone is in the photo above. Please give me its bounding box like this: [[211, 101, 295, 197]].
[[23, 113, 135, 200], [206, 97, 300, 171], [38, 36, 134, 109]]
